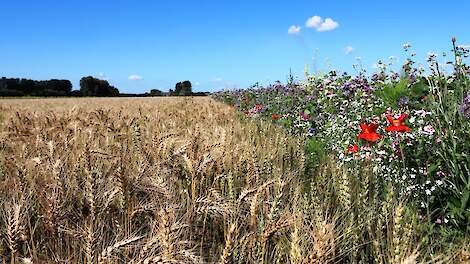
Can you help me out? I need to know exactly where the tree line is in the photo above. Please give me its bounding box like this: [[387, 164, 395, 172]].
[[0, 77, 73, 97], [0, 77, 208, 97]]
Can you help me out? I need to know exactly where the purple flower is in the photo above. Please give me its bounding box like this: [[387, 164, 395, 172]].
[[362, 83, 372, 93], [304, 95, 316, 103], [307, 128, 317, 137], [397, 96, 410, 107], [371, 73, 382, 82], [459, 93, 470, 119]]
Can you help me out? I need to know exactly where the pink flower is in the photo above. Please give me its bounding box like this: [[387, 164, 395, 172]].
[[300, 112, 310, 121], [422, 125, 435, 135]]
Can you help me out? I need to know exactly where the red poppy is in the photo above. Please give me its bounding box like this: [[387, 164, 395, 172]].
[[255, 104, 263, 110], [271, 114, 282, 120], [347, 144, 359, 153], [385, 114, 411, 132], [358, 123, 382, 142]]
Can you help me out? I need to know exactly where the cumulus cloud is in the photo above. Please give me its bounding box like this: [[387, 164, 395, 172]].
[[317, 18, 339, 32], [344, 46, 354, 55], [128, 74, 143, 81], [194, 81, 200, 86], [305, 16, 339, 32], [306, 16, 322, 28], [288, 25, 301, 35]]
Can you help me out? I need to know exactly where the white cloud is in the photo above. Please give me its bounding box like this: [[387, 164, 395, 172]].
[[305, 16, 339, 32], [306, 16, 322, 28], [288, 25, 301, 35], [213, 77, 223, 82], [317, 18, 339, 32], [194, 81, 200, 86], [344, 46, 353, 55], [128, 74, 143, 81]]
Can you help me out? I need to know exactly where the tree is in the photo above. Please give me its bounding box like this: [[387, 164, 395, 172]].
[[174, 80, 192, 96], [181, 80, 192, 95], [80, 76, 119, 97], [150, 89, 163, 96], [47, 79, 72, 94], [79, 76, 95, 96]]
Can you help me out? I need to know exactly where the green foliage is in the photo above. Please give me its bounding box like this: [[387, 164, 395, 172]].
[[375, 78, 409, 108], [419, 45, 470, 231], [410, 79, 430, 99], [304, 137, 326, 167]]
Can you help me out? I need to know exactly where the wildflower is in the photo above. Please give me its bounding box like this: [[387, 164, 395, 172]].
[[300, 111, 310, 121], [459, 93, 470, 119], [385, 114, 411, 132], [358, 123, 382, 142], [422, 125, 435, 135], [307, 128, 316, 137], [376, 150, 386, 155], [403, 42, 412, 50], [347, 144, 359, 154], [427, 52, 438, 62], [397, 96, 410, 107], [414, 109, 431, 117], [271, 114, 282, 120]]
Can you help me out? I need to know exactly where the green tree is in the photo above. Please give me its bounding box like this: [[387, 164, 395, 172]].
[[174, 80, 192, 96], [150, 89, 163, 96], [80, 76, 119, 97]]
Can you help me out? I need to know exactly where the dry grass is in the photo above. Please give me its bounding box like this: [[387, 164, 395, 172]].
[[0, 97, 463, 263]]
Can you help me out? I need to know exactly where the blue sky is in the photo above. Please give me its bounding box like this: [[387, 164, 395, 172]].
[[1, 0, 469, 93]]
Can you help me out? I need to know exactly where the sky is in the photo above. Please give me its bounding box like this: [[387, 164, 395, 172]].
[[1, 0, 469, 93]]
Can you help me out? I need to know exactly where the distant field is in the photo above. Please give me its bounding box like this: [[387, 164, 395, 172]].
[[0, 97, 204, 111]]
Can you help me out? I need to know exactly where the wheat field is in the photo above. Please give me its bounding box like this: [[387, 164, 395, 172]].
[[0, 97, 309, 263], [0, 97, 466, 263]]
